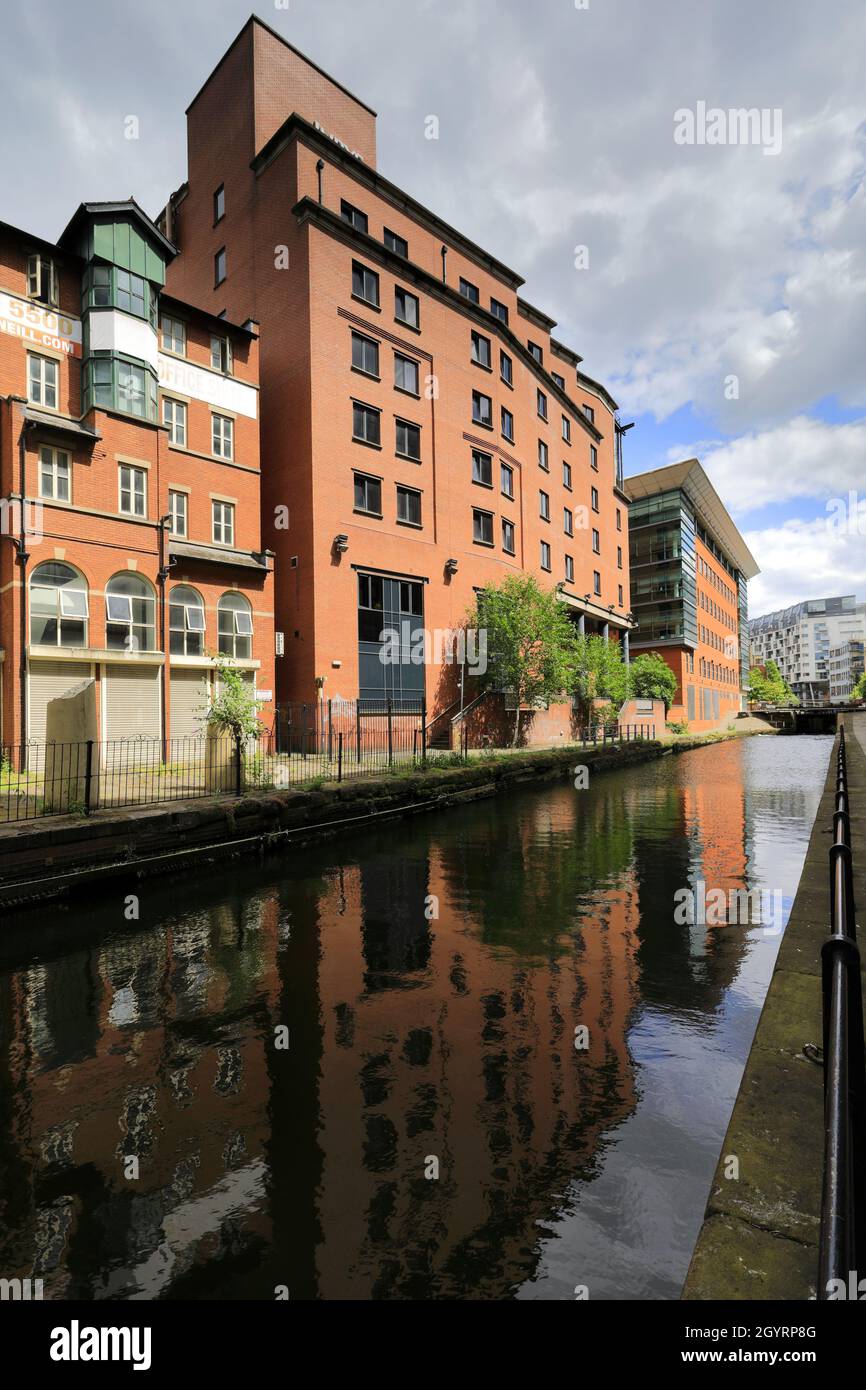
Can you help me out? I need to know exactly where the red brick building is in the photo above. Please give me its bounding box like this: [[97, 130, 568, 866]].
[[161, 16, 634, 726], [0, 200, 274, 752]]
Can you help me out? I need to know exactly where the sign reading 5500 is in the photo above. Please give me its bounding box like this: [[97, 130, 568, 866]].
[[0, 290, 82, 356]]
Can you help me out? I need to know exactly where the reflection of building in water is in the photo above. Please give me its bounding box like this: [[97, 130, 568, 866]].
[[0, 896, 281, 1300]]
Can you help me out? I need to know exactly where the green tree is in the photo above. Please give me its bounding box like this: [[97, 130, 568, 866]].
[[205, 655, 264, 744], [573, 633, 630, 717], [477, 575, 577, 745], [748, 660, 797, 707], [852, 670, 866, 702], [628, 652, 678, 712]]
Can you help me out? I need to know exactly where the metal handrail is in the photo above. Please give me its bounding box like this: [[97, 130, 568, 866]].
[[818, 726, 866, 1295]]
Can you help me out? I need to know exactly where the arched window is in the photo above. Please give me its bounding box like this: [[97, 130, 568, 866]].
[[169, 585, 205, 656], [218, 592, 253, 660], [105, 573, 156, 653], [30, 562, 89, 647]]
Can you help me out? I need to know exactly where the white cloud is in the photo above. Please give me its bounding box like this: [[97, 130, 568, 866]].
[[745, 509, 866, 616]]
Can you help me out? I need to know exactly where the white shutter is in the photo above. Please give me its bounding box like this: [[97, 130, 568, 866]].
[[28, 661, 84, 743], [170, 669, 209, 742], [104, 666, 161, 746]]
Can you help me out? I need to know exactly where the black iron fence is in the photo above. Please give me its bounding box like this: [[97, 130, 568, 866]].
[[818, 725, 866, 1295]]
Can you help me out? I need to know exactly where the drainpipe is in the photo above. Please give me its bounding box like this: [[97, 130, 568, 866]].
[[157, 513, 174, 762], [17, 423, 31, 751], [440, 245, 447, 284], [316, 160, 325, 205]]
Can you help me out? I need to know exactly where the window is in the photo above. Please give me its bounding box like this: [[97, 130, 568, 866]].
[[168, 489, 188, 538], [500, 462, 514, 499], [593, 570, 602, 596], [38, 446, 70, 502], [501, 406, 514, 442], [27, 353, 58, 408], [117, 359, 151, 417], [106, 573, 156, 652], [395, 286, 419, 328], [564, 507, 573, 537], [500, 350, 512, 386], [210, 334, 232, 374], [591, 486, 599, 512], [169, 584, 205, 656], [472, 390, 493, 427], [490, 297, 509, 325], [471, 331, 491, 368], [616, 508, 622, 531], [592, 528, 600, 554], [213, 184, 225, 223], [354, 472, 382, 515], [396, 485, 422, 526], [384, 228, 408, 257], [115, 268, 148, 317], [352, 261, 380, 307], [84, 354, 157, 420], [212, 413, 234, 460], [394, 352, 419, 395], [352, 330, 379, 377], [565, 555, 574, 583], [341, 199, 368, 233], [583, 404, 595, 424], [539, 490, 550, 521], [163, 398, 187, 446], [473, 508, 493, 545], [563, 461, 572, 490], [618, 585, 624, 607], [528, 341, 543, 365], [537, 388, 548, 420], [590, 444, 598, 471], [617, 546, 623, 569], [218, 592, 253, 661], [26, 253, 58, 306], [84, 264, 156, 323], [502, 518, 515, 554], [551, 372, 565, 390], [459, 277, 479, 304], [161, 314, 185, 355], [396, 418, 421, 460], [538, 439, 549, 471], [353, 401, 381, 445], [118, 463, 147, 517], [29, 562, 88, 647], [214, 247, 226, 286], [472, 449, 493, 486], [212, 500, 235, 546], [540, 541, 551, 571], [562, 415, 571, 443]]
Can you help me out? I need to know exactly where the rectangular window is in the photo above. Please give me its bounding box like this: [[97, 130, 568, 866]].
[[394, 352, 420, 394], [562, 415, 571, 443], [116, 359, 154, 418], [500, 462, 514, 499], [212, 500, 235, 546], [472, 449, 493, 486], [213, 184, 225, 223], [472, 390, 493, 427], [564, 507, 573, 537], [352, 330, 380, 377], [163, 397, 187, 446], [471, 331, 491, 368], [565, 554, 574, 583], [500, 350, 512, 386], [119, 463, 147, 517], [594, 570, 601, 596], [539, 490, 550, 521], [353, 401, 381, 446], [352, 261, 380, 307], [161, 314, 186, 355], [590, 444, 598, 471], [27, 352, 58, 408], [540, 540, 551, 571], [616, 508, 622, 531], [591, 486, 599, 512], [341, 199, 368, 233], [396, 418, 421, 460], [459, 277, 480, 304], [168, 489, 188, 537], [592, 528, 600, 554], [552, 372, 565, 390], [502, 518, 515, 554], [538, 439, 549, 471], [563, 461, 572, 490], [583, 404, 595, 423], [618, 584, 624, 607], [354, 472, 382, 515], [384, 228, 408, 257], [27, 253, 58, 306], [490, 297, 509, 325], [528, 341, 543, 364], [537, 388, 548, 420], [395, 286, 420, 328], [38, 446, 70, 502], [617, 546, 623, 569], [214, 247, 226, 286], [473, 508, 494, 545], [501, 406, 514, 442], [396, 484, 422, 526], [211, 334, 232, 373], [212, 413, 234, 460]]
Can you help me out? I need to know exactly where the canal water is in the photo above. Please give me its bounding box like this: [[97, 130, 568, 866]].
[[0, 735, 831, 1301]]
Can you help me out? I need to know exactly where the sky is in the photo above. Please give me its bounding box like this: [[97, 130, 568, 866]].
[[2, 0, 864, 618]]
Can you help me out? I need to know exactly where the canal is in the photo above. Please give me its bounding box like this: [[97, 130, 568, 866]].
[[0, 734, 832, 1301]]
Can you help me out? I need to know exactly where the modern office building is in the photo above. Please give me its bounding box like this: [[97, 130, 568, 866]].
[[624, 459, 758, 731], [0, 201, 275, 750], [159, 16, 634, 721], [828, 639, 864, 703], [749, 596, 866, 704]]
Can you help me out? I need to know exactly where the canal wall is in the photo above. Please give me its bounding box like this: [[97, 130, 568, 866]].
[[0, 732, 747, 912], [682, 713, 866, 1301]]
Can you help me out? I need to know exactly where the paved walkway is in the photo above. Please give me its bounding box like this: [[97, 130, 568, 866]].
[[682, 714, 866, 1299]]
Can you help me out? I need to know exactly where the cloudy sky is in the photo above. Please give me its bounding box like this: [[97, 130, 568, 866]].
[[2, 0, 864, 616]]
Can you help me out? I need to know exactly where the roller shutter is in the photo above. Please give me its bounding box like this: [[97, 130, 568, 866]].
[[103, 665, 161, 747], [170, 669, 209, 742], [29, 661, 85, 744]]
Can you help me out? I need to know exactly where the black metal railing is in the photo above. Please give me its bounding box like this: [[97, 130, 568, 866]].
[[818, 725, 866, 1295]]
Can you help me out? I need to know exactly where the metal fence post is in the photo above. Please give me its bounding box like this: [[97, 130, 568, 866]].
[[84, 740, 94, 815], [235, 736, 243, 797], [421, 697, 427, 769], [356, 702, 361, 766], [338, 731, 343, 783], [387, 697, 393, 767], [328, 699, 333, 761]]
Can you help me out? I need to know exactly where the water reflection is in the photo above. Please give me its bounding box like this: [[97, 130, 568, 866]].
[[0, 736, 831, 1300]]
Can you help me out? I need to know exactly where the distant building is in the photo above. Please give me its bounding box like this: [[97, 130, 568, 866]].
[[749, 597, 866, 705], [624, 459, 758, 731], [828, 638, 864, 704]]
